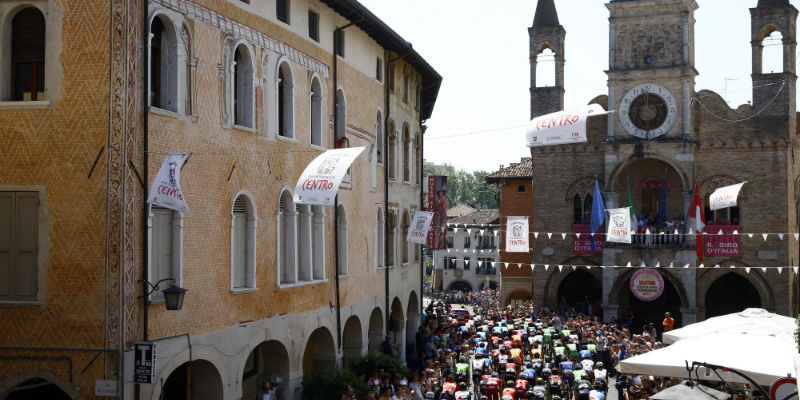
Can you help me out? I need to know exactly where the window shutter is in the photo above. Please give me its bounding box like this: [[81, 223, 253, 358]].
[[11, 9, 45, 64], [0, 193, 13, 297], [14, 192, 38, 298], [151, 207, 174, 296], [233, 198, 247, 287]]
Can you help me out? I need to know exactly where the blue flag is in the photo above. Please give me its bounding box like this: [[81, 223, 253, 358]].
[[657, 180, 667, 228], [590, 180, 605, 251]]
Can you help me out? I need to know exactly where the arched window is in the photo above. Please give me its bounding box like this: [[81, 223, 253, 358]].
[[148, 205, 183, 299], [234, 44, 254, 128], [337, 205, 348, 275], [277, 61, 294, 137], [10, 8, 45, 101], [535, 48, 555, 87], [335, 89, 346, 147], [231, 195, 256, 289], [376, 208, 385, 268], [376, 111, 384, 163], [582, 195, 593, 224], [278, 191, 296, 285], [402, 67, 409, 102], [387, 211, 396, 267], [310, 76, 322, 146], [297, 204, 311, 281], [573, 194, 582, 224], [388, 121, 396, 180], [403, 125, 410, 182], [402, 211, 410, 264], [762, 30, 784, 73], [414, 133, 421, 184], [311, 206, 325, 280], [149, 15, 178, 111]]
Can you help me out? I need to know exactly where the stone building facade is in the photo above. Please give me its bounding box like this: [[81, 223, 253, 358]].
[[529, 0, 798, 330], [0, 0, 440, 399], [435, 208, 500, 293]]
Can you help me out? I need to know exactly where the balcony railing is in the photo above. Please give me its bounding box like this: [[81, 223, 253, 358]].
[[574, 224, 693, 250]]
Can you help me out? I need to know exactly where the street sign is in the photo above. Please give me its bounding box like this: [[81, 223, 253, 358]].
[[770, 377, 797, 400], [134, 341, 157, 384], [94, 380, 117, 397]]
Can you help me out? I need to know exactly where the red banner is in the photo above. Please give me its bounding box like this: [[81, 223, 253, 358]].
[[704, 224, 740, 258], [573, 224, 603, 255], [427, 176, 448, 250]]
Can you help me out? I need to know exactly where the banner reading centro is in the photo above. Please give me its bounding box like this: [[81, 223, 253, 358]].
[[407, 211, 434, 245], [526, 103, 608, 147], [505, 216, 530, 252], [630, 268, 665, 302], [147, 153, 190, 214], [294, 147, 365, 206]]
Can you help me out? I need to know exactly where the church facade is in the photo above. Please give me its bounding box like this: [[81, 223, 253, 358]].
[[528, 0, 799, 328]]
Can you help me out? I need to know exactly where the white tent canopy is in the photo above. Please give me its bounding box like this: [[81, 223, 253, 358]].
[[650, 383, 730, 400], [663, 308, 795, 345], [620, 308, 796, 386]]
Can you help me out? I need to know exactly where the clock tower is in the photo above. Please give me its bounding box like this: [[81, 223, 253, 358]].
[[606, 0, 698, 142]]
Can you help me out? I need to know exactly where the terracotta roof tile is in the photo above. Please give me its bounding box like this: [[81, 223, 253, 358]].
[[447, 204, 477, 218], [449, 209, 500, 226], [486, 157, 533, 182]]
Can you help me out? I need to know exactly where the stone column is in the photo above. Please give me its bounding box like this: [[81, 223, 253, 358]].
[[682, 78, 691, 140], [607, 82, 616, 142]]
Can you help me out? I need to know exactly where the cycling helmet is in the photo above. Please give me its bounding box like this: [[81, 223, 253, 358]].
[[459, 356, 467, 363], [458, 383, 467, 391], [526, 363, 533, 369], [596, 362, 604, 369], [492, 372, 499, 378]]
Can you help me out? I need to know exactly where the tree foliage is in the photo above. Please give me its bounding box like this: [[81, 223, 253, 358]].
[[424, 164, 498, 210], [301, 368, 368, 399], [348, 352, 410, 380]]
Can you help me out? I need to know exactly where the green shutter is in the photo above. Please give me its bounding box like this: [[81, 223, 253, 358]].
[[0, 193, 13, 297]]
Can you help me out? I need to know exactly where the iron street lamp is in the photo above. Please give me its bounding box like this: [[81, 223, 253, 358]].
[[140, 278, 188, 311]]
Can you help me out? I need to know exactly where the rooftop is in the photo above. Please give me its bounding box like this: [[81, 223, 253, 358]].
[[486, 157, 533, 182], [449, 209, 500, 226]]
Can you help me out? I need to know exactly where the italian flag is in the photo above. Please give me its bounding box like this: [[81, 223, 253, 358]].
[[689, 182, 705, 261]]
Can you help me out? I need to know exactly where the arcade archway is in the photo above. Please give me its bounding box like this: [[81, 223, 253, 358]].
[[162, 359, 224, 400], [4, 378, 71, 400], [556, 269, 602, 314], [342, 316, 363, 367], [479, 281, 498, 290], [241, 340, 290, 400], [367, 307, 384, 353], [303, 327, 336, 375], [705, 273, 762, 318], [448, 280, 472, 292], [406, 292, 420, 360], [615, 272, 683, 335], [390, 297, 405, 361]]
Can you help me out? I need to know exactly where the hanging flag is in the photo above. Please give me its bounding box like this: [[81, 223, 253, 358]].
[[406, 211, 434, 245], [590, 180, 606, 252], [294, 147, 365, 206], [506, 216, 529, 252], [627, 174, 637, 232], [709, 182, 746, 210], [526, 103, 608, 147], [656, 178, 667, 228], [147, 153, 191, 214], [689, 182, 705, 262], [606, 207, 632, 244]]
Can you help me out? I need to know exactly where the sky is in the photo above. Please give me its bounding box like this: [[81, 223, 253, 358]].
[[357, 0, 796, 173]]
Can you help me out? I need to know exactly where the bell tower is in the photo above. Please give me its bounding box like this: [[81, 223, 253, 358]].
[[750, 0, 797, 118], [529, 0, 565, 119]]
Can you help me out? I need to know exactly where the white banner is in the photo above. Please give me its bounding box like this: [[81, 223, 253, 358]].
[[709, 182, 746, 211], [606, 207, 632, 244], [526, 103, 607, 147], [147, 153, 190, 214], [506, 216, 529, 252], [407, 211, 434, 244], [294, 147, 365, 206]]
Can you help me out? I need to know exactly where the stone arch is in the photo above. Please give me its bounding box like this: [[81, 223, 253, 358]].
[[609, 157, 689, 219], [276, 57, 295, 138], [367, 307, 384, 352], [533, 41, 554, 55], [565, 177, 597, 202], [302, 327, 336, 376], [543, 263, 603, 310], [342, 315, 363, 367], [406, 291, 421, 359], [504, 288, 532, 307], [0, 368, 78, 400], [609, 156, 690, 193], [231, 40, 256, 128], [309, 73, 325, 147], [152, 346, 228, 400], [160, 359, 223, 400], [699, 175, 744, 197], [389, 296, 405, 353], [609, 268, 687, 331], [696, 263, 773, 318], [147, 9, 182, 113], [448, 280, 473, 292], [239, 340, 290, 400]]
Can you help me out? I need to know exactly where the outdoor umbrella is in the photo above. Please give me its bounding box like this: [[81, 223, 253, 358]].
[[663, 308, 794, 345], [619, 331, 795, 386], [650, 382, 730, 400]]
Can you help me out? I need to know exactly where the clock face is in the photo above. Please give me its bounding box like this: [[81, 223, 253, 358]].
[[618, 83, 678, 140]]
